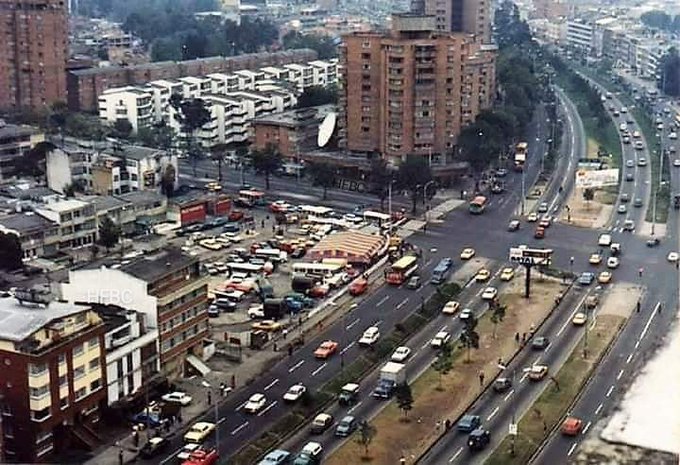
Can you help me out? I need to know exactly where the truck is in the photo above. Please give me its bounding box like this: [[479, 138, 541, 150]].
[[514, 142, 528, 172], [674, 193, 680, 210], [338, 383, 359, 405], [263, 298, 285, 320], [372, 362, 406, 399]]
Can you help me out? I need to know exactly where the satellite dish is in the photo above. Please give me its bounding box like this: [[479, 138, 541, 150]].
[[317, 112, 337, 148]]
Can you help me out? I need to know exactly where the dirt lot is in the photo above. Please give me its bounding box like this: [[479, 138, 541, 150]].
[[325, 274, 568, 465], [559, 185, 613, 229]]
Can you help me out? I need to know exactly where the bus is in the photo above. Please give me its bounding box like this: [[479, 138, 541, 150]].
[[469, 196, 488, 214], [363, 210, 391, 227], [238, 189, 266, 206], [292, 262, 344, 278], [430, 258, 453, 285], [226, 262, 263, 274], [300, 205, 335, 218], [254, 248, 288, 263], [385, 255, 418, 285], [514, 142, 528, 172]]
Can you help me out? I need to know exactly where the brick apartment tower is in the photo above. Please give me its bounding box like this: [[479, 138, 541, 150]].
[[413, 0, 491, 43], [0, 0, 68, 112], [339, 14, 495, 167]]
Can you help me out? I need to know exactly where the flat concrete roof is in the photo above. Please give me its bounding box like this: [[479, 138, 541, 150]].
[[0, 295, 90, 342]]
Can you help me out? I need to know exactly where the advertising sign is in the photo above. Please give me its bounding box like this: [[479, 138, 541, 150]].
[[509, 247, 553, 266], [575, 168, 619, 188]]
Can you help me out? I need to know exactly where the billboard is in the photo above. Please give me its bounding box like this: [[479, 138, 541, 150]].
[[509, 246, 553, 266], [575, 168, 619, 188]]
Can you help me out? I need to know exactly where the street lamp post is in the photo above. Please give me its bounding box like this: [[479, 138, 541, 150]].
[[201, 381, 220, 450], [423, 180, 435, 232]]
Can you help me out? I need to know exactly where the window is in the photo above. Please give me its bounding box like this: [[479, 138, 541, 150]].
[[73, 365, 85, 380], [72, 343, 84, 357], [30, 385, 50, 399], [60, 398, 69, 411], [3, 421, 14, 438], [90, 379, 101, 392], [1, 404, 12, 416], [74, 387, 87, 401], [31, 407, 51, 422], [36, 430, 53, 444], [36, 440, 54, 457], [29, 363, 47, 376], [88, 337, 99, 350], [88, 358, 100, 371], [58, 375, 67, 387]]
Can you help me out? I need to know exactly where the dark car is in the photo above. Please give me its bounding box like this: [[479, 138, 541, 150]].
[[233, 198, 254, 208], [531, 336, 550, 350], [214, 298, 237, 312], [228, 210, 245, 222], [495, 168, 508, 177], [468, 428, 490, 451], [139, 437, 168, 459], [534, 226, 545, 239], [222, 223, 240, 233], [335, 415, 357, 437], [457, 415, 481, 433], [625, 173, 634, 182], [578, 272, 595, 285], [291, 247, 306, 259], [205, 217, 228, 228], [646, 238, 660, 247], [131, 412, 164, 428], [407, 276, 421, 289], [634, 198, 643, 208], [493, 377, 512, 393]]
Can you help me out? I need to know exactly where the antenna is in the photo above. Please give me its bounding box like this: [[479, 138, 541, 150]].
[[317, 112, 337, 148]]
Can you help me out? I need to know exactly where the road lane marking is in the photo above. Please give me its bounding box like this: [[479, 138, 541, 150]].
[[583, 421, 591, 434], [421, 340, 431, 349], [416, 286, 423, 293], [218, 417, 227, 425], [616, 369, 624, 380], [503, 389, 515, 401], [288, 360, 305, 373], [424, 259, 433, 268], [606, 385, 614, 397], [376, 296, 390, 307], [449, 447, 464, 462], [519, 373, 528, 383], [340, 341, 355, 355], [346, 317, 361, 330], [567, 443, 578, 456], [556, 292, 590, 337], [258, 400, 278, 416], [375, 319, 383, 326], [626, 353, 634, 364], [347, 401, 363, 413], [595, 403, 603, 415], [235, 401, 247, 411], [486, 406, 500, 421], [161, 448, 184, 464], [634, 340, 640, 349], [397, 298, 409, 309], [311, 363, 327, 377], [264, 379, 279, 391], [638, 303, 659, 342], [230, 421, 249, 435]]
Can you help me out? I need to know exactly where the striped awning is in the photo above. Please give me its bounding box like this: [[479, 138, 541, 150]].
[[307, 231, 387, 264]]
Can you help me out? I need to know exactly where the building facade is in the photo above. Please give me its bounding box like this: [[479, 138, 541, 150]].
[[0, 294, 106, 463], [0, 212, 60, 260], [34, 199, 97, 250], [0, 122, 46, 181], [415, 0, 491, 43], [0, 0, 68, 112], [340, 14, 495, 168]]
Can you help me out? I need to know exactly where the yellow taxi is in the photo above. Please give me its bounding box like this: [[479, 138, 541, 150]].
[[598, 271, 612, 284], [500, 267, 515, 281], [475, 269, 491, 282], [460, 248, 476, 260]]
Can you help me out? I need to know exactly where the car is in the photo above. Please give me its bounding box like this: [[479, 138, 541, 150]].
[[607, 257, 620, 269], [491, 183, 504, 194], [407, 276, 422, 289], [493, 377, 513, 393], [538, 216, 552, 228], [634, 198, 643, 207], [620, 106, 628, 113], [184, 422, 216, 443], [561, 416, 584, 436], [430, 330, 451, 348], [632, 130, 641, 138], [585, 295, 599, 309], [314, 340, 339, 359], [131, 411, 164, 428], [228, 210, 245, 222], [475, 269, 491, 282], [623, 136, 630, 144], [139, 437, 168, 459], [572, 312, 587, 325], [617, 204, 627, 214], [638, 158, 647, 167], [460, 248, 476, 260], [457, 415, 482, 433], [598, 233, 612, 246], [589, 253, 603, 265], [221, 231, 243, 243], [349, 278, 369, 296], [647, 237, 661, 247], [161, 391, 193, 406], [537, 202, 548, 213], [626, 173, 634, 182], [207, 305, 221, 318], [531, 336, 549, 350], [244, 393, 267, 414], [468, 428, 491, 451], [495, 168, 508, 177], [527, 212, 539, 222], [620, 193, 629, 203], [311, 413, 334, 434], [671, 132, 679, 140], [358, 326, 380, 346], [335, 415, 357, 437], [508, 219, 520, 231], [391, 346, 412, 362], [294, 442, 323, 465], [675, 159, 680, 168], [671, 146, 677, 154], [481, 287, 497, 300], [459, 308, 473, 321], [598, 271, 612, 284], [634, 141, 644, 151], [257, 449, 292, 465], [528, 364, 549, 381], [177, 443, 202, 461], [534, 226, 545, 239], [283, 384, 307, 403], [252, 320, 283, 332], [626, 159, 635, 168], [500, 267, 515, 281], [578, 272, 595, 285], [291, 247, 307, 259], [247, 304, 265, 319], [667, 252, 679, 262], [610, 243, 621, 256], [442, 300, 460, 315]]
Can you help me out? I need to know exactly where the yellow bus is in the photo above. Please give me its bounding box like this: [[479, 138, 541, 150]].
[[385, 255, 418, 285]]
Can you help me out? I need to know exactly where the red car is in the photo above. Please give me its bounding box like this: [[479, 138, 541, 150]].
[[314, 340, 339, 359], [534, 226, 545, 239], [349, 278, 368, 296], [228, 210, 244, 222], [561, 417, 583, 436], [309, 284, 330, 298], [182, 449, 219, 465]]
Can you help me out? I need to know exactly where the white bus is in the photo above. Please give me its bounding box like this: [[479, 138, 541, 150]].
[[292, 262, 344, 278], [226, 262, 263, 274], [254, 248, 288, 263], [363, 210, 391, 226], [300, 205, 335, 218]]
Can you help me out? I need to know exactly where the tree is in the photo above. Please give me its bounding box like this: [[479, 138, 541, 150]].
[[99, 216, 121, 252], [0, 232, 23, 271], [283, 31, 338, 59], [659, 48, 680, 97], [308, 162, 336, 200], [161, 164, 176, 197], [583, 188, 595, 208], [210, 143, 229, 182], [136, 121, 175, 150], [14, 141, 55, 178], [368, 158, 394, 211], [460, 316, 480, 363], [640, 10, 672, 30], [296, 84, 338, 108], [489, 299, 507, 338], [355, 420, 377, 459], [171, 95, 212, 177], [432, 343, 453, 390], [396, 155, 433, 214], [113, 119, 134, 139], [395, 382, 414, 421], [251, 145, 282, 190]]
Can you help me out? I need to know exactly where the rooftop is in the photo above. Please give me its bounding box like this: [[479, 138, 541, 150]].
[[0, 123, 42, 140], [117, 145, 166, 161], [39, 198, 90, 212], [0, 212, 56, 233], [252, 104, 334, 128], [81, 195, 131, 212], [116, 190, 166, 205], [119, 248, 196, 283], [0, 295, 91, 342]]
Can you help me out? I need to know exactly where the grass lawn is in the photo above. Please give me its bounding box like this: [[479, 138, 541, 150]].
[[485, 314, 625, 465]]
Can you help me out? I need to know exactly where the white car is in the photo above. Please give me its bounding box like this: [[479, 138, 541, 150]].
[[391, 346, 412, 362], [674, 159, 680, 167], [459, 308, 473, 321], [430, 330, 451, 348], [481, 287, 498, 300], [667, 252, 679, 263], [598, 233, 612, 247], [221, 232, 243, 243], [282, 384, 306, 403], [670, 132, 678, 140], [527, 212, 539, 222], [358, 326, 380, 346], [607, 257, 620, 269], [162, 391, 193, 406], [177, 443, 202, 460], [247, 304, 265, 319], [244, 393, 267, 413], [442, 300, 460, 315]]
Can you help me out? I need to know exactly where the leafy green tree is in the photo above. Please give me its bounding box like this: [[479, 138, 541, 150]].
[[15, 141, 55, 178], [161, 164, 176, 197], [659, 48, 680, 97], [368, 157, 394, 210], [113, 119, 134, 139], [396, 155, 433, 214], [640, 10, 672, 30], [210, 143, 229, 182], [395, 382, 414, 420], [0, 232, 23, 271], [432, 342, 453, 390], [296, 85, 338, 108], [48, 101, 69, 138], [171, 95, 212, 177], [98, 216, 121, 252], [251, 145, 282, 190], [489, 299, 507, 338], [283, 31, 338, 59], [136, 121, 175, 150], [494, 1, 531, 49], [460, 316, 480, 363], [355, 420, 377, 459], [308, 162, 336, 200], [583, 187, 595, 206]]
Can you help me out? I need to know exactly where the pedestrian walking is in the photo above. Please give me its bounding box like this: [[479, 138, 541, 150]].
[[273, 342, 278, 352], [445, 419, 452, 430], [478, 371, 485, 386], [282, 328, 288, 339], [177, 412, 183, 423], [261, 219, 265, 228], [119, 449, 124, 465], [132, 429, 139, 447], [515, 332, 520, 344], [522, 333, 527, 343], [220, 383, 226, 396], [436, 420, 442, 430], [207, 390, 212, 405]]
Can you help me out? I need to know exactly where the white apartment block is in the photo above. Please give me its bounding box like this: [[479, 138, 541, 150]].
[[566, 19, 595, 52], [98, 87, 154, 133], [34, 199, 97, 250]]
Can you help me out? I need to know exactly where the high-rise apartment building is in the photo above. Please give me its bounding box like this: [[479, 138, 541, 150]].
[[0, 0, 69, 112], [413, 0, 491, 43], [340, 14, 495, 168]]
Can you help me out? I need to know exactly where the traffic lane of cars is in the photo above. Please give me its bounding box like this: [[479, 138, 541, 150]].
[[423, 285, 594, 464]]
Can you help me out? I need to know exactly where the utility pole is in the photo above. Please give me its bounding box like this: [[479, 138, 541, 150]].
[[521, 168, 526, 215], [524, 264, 531, 298]]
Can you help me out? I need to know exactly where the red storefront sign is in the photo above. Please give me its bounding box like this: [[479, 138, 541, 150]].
[[180, 204, 206, 225]]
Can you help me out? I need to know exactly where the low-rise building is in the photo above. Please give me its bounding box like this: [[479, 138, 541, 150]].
[[0, 122, 46, 181], [0, 213, 60, 260], [97, 87, 154, 134], [35, 199, 97, 250], [0, 292, 106, 463]]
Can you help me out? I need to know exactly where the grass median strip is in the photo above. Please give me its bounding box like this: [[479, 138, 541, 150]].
[[485, 314, 625, 465]]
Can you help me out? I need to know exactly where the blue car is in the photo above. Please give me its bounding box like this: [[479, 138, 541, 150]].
[[130, 412, 163, 428], [578, 272, 595, 285], [256, 449, 291, 464]]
